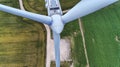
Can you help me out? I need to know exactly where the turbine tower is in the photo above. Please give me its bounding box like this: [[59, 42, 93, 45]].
[[0, 0, 118, 67]]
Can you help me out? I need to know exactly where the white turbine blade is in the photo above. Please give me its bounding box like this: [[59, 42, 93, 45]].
[[62, 0, 118, 23], [0, 4, 52, 25], [53, 32, 60, 67]]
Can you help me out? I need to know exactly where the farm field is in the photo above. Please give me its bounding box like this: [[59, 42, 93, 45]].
[[0, 0, 46, 67], [81, 1, 120, 67]]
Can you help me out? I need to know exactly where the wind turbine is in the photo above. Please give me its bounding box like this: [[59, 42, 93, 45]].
[[0, 0, 118, 67]]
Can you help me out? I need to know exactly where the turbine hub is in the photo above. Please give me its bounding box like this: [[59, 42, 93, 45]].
[[51, 14, 64, 34]]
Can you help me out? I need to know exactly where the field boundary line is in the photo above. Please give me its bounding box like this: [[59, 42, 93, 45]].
[[78, 19, 90, 67]]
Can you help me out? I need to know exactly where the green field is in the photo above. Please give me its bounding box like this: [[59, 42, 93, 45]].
[[0, 0, 46, 67], [81, 1, 120, 67], [50, 61, 72, 67]]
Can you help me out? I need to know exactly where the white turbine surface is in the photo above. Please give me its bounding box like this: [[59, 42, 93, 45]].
[[53, 32, 60, 67], [0, 0, 118, 67], [0, 4, 52, 25], [62, 0, 118, 23]]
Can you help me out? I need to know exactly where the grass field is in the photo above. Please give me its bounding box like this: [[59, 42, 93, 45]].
[[50, 61, 72, 67], [0, 0, 46, 67], [81, 1, 120, 67]]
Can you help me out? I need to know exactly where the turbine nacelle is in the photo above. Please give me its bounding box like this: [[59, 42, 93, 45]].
[[51, 14, 64, 34]]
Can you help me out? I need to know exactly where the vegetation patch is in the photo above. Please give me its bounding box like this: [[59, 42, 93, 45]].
[[72, 32, 87, 67], [0, 0, 46, 67], [81, 1, 120, 67], [50, 61, 72, 67]]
